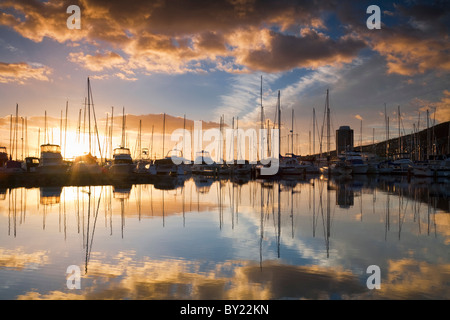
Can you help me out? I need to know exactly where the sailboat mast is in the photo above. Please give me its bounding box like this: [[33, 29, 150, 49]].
[[110, 106, 114, 160], [25, 117, 28, 158], [384, 103, 388, 158], [162, 113, 166, 158], [9, 114, 12, 160], [45, 110, 48, 145], [139, 119, 142, 159], [88, 78, 91, 155], [398, 105, 401, 155], [278, 90, 281, 157], [88, 78, 102, 160], [426, 109, 430, 160], [60, 110, 63, 149], [15, 104, 18, 161], [326, 89, 330, 156], [151, 125, 154, 160], [291, 108, 294, 156], [309, 130, 311, 155], [231, 117, 235, 162], [183, 114, 186, 162], [37, 128, 40, 157], [21, 116, 24, 161], [103, 113, 109, 160], [417, 112, 421, 160], [260, 75, 264, 130], [387, 116, 390, 159], [267, 119, 270, 157], [360, 119, 362, 153], [236, 116, 240, 160], [121, 107, 125, 148], [64, 101, 68, 160], [260, 75, 264, 161], [313, 108, 315, 156], [432, 108, 436, 156]]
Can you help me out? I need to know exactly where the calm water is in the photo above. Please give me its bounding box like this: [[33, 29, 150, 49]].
[[0, 175, 449, 300]]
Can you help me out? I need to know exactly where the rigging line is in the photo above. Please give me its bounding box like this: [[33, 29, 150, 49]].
[[90, 91, 103, 160]]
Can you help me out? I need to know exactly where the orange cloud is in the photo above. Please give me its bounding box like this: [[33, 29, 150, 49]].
[[418, 90, 450, 122], [0, 62, 52, 84], [0, 0, 356, 75], [377, 259, 450, 299], [371, 33, 450, 76], [15, 254, 367, 300], [0, 0, 87, 43], [413, 90, 450, 123], [2, 0, 447, 78], [68, 51, 126, 72]]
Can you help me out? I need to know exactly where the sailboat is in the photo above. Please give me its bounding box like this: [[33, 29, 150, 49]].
[[378, 106, 394, 174], [109, 108, 135, 176], [317, 89, 343, 175], [340, 119, 368, 174], [152, 149, 185, 176], [280, 107, 305, 176], [36, 143, 67, 175], [5, 105, 25, 174], [36, 110, 67, 176], [191, 150, 217, 175], [70, 78, 104, 179], [149, 113, 185, 176], [340, 151, 368, 174]]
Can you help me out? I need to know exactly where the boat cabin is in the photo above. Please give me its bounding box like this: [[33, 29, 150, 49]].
[[113, 147, 133, 164]]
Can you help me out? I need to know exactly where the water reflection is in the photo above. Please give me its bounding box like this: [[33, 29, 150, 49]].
[[0, 175, 449, 300]]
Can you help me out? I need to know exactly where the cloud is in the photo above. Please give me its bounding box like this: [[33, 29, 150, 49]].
[[0, 0, 87, 43], [14, 252, 367, 300], [376, 259, 450, 299], [240, 29, 366, 73], [416, 90, 450, 123], [370, 31, 450, 76], [0, 62, 52, 84], [1, 0, 448, 79], [0, 248, 49, 270], [338, 1, 450, 77], [68, 51, 126, 72], [0, 0, 364, 76]]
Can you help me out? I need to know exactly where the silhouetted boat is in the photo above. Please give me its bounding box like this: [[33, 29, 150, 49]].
[[152, 149, 187, 176], [231, 160, 252, 176], [70, 78, 104, 178], [109, 147, 135, 175], [191, 150, 217, 175], [71, 153, 104, 176], [35, 144, 67, 175], [0, 147, 8, 168], [25, 156, 39, 172], [279, 155, 304, 175], [391, 158, 413, 175], [340, 151, 368, 174]]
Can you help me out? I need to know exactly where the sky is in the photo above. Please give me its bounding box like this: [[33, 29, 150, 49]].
[[0, 0, 449, 159]]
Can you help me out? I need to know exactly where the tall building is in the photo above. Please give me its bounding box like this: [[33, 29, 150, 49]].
[[336, 126, 354, 154]]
